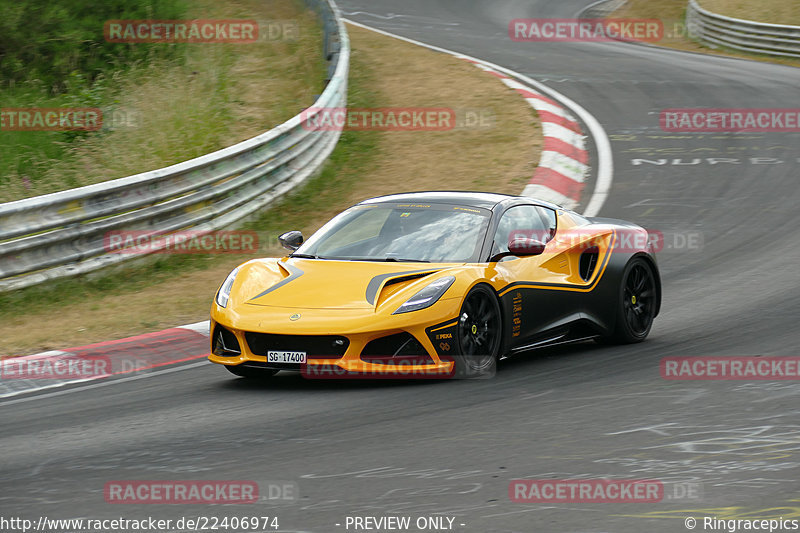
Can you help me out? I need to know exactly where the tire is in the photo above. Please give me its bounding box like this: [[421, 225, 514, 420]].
[[604, 257, 658, 344], [225, 365, 279, 379], [454, 284, 502, 378]]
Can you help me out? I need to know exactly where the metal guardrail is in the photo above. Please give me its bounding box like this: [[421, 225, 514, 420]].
[[0, 0, 350, 292], [687, 0, 800, 58]]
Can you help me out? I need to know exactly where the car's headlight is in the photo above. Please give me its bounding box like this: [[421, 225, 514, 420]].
[[393, 276, 455, 315], [215, 267, 240, 308]]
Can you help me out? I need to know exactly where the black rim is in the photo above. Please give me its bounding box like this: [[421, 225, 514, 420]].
[[623, 262, 656, 336], [458, 289, 500, 364]]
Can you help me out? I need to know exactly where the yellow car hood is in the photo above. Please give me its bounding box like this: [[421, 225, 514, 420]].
[[232, 258, 449, 310]]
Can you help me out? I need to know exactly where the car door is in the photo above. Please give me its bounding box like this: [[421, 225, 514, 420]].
[[490, 204, 580, 346]]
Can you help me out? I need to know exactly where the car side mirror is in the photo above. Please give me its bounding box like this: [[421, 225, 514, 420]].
[[279, 231, 304, 251], [488, 237, 546, 263], [508, 236, 546, 256]]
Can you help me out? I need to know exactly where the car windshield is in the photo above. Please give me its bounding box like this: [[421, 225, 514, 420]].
[[293, 203, 492, 263]]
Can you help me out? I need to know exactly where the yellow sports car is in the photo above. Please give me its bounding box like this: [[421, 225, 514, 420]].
[[209, 192, 661, 379]]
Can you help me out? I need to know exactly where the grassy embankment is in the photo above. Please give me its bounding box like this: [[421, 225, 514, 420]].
[[0, 0, 324, 202]]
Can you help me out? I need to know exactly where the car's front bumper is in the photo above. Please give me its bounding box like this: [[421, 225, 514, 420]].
[[208, 300, 463, 378]]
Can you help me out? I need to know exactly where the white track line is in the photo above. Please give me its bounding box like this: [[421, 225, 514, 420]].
[[177, 321, 211, 335], [538, 151, 590, 179], [543, 123, 587, 148], [521, 99, 576, 120]]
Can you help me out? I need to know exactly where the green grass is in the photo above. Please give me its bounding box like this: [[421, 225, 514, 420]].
[[0, 0, 187, 201], [0, 0, 188, 91], [0, 56, 233, 201], [0, 0, 326, 203], [1, 88, 76, 194]]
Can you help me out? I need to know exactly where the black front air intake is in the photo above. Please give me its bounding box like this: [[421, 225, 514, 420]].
[[244, 333, 349, 359], [212, 324, 242, 357], [361, 332, 433, 365]]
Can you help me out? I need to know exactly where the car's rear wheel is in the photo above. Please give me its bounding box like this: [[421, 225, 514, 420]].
[[225, 365, 279, 379], [455, 284, 502, 377], [605, 257, 657, 344]]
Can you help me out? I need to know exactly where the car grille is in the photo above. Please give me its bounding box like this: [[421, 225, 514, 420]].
[[244, 333, 349, 359]]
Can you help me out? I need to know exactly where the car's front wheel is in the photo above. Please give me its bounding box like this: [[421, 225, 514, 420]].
[[225, 365, 279, 379], [455, 284, 502, 377], [605, 257, 658, 344]]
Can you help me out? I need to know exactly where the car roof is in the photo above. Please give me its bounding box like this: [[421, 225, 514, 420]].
[[359, 191, 556, 210]]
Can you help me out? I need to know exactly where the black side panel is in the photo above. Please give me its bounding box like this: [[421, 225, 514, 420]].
[[578, 250, 629, 336], [495, 252, 637, 350], [425, 319, 459, 358], [498, 287, 587, 350]]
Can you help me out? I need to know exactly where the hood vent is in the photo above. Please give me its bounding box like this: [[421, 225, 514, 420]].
[[365, 269, 440, 305]]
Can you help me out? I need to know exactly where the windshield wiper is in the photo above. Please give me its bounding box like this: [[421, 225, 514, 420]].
[[382, 257, 429, 263], [304, 256, 429, 262]]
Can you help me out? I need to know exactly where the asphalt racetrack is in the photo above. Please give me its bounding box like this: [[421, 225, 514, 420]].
[[3, 1, 800, 532]]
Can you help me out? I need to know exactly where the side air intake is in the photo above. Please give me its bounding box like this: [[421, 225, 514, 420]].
[[212, 324, 242, 357], [579, 247, 599, 281]]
